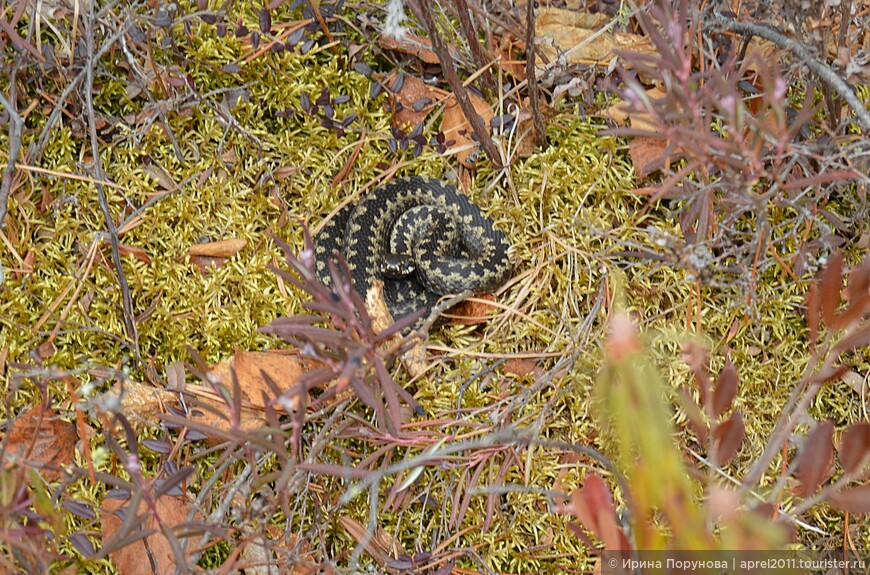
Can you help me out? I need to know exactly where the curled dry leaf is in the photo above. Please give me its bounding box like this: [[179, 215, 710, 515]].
[[5, 404, 77, 482], [503, 357, 539, 378], [495, 33, 526, 82], [796, 421, 834, 497], [188, 238, 247, 258], [209, 349, 320, 414], [97, 349, 321, 441]]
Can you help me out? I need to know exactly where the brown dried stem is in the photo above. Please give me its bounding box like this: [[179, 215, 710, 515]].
[[416, 0, 503, 167], [451, 0, 496, 94], [524, 0, 545, 149]]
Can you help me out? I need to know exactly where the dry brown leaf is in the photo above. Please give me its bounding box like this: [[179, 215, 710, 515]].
[[446, 294, 500, 326], [22, 250, 36, 276], [96, 351, 318, 440], [629, 138, 669, 180], [601, 88, 665, 131], [95, 381, 176, 432], [188, 238, 247, 258], [364, 279, 428, 378], [441, 93, 493, 168], [509, 99, 552, 158], [118, 243, 152, 265], [6, 404, 77, 482], [143, 163, 178, 192], [385, 73, 449, 130], [210, 349, 316, 413], [503, 358, 539, 378], [189, 255, 227, 273], [35, 340, 57, 360], [495, 33, 526, 83], [535, 8, 654, 66], [602, 88, 675, 179], [101, 494, 193, 575]]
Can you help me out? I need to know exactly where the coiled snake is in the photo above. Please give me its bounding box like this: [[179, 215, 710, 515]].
[[314, 176, 511, 324]]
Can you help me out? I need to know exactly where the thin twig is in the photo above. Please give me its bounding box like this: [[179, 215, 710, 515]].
[[451, 0, 496, 94], [416, 0, 502, 167], [524, 0, 545, 149], [709, 12, 870, 134], [84, 0, 142, 361], [0, 77, 24, 228]]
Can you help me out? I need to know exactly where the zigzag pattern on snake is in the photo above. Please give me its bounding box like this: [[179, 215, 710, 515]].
[[314, 176, 511, 323]]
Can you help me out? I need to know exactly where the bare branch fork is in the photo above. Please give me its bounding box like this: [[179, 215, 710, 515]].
[[709, 11, 870, 135]]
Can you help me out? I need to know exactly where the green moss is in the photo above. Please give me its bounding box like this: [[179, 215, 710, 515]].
[[1, 0, 865, 570]]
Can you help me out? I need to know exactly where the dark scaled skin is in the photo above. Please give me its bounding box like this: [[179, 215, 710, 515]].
[[314, 176, 511, 323]]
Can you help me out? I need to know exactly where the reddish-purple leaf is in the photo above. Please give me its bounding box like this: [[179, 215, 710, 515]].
[[847, 258, 870, 302], [142, 439, 172, 454], [258, 7, 271, 33], [64, 500, 97, 520], [830, 485, 870, 514], [796, 421, 834, 497], [286, 27, 305, 48], [808, 364, 848, 385], [69, 533, 95, 557], [806, 283, 819, 344], [832, 293, 870, 331], [820, 252, 843, 326], [432, 562, 455, 575], [712, 361, 738, 418], [839, 422, 870, 474], [833, 323, 870, 355], [713, 410, 745, 466], [153, 466, 195, 499]]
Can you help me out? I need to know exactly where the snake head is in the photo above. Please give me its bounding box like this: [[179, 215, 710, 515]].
[[380, 253, 417, 279]]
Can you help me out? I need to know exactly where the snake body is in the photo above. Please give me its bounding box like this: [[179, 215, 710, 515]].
[[314, 176, 511, 322]]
